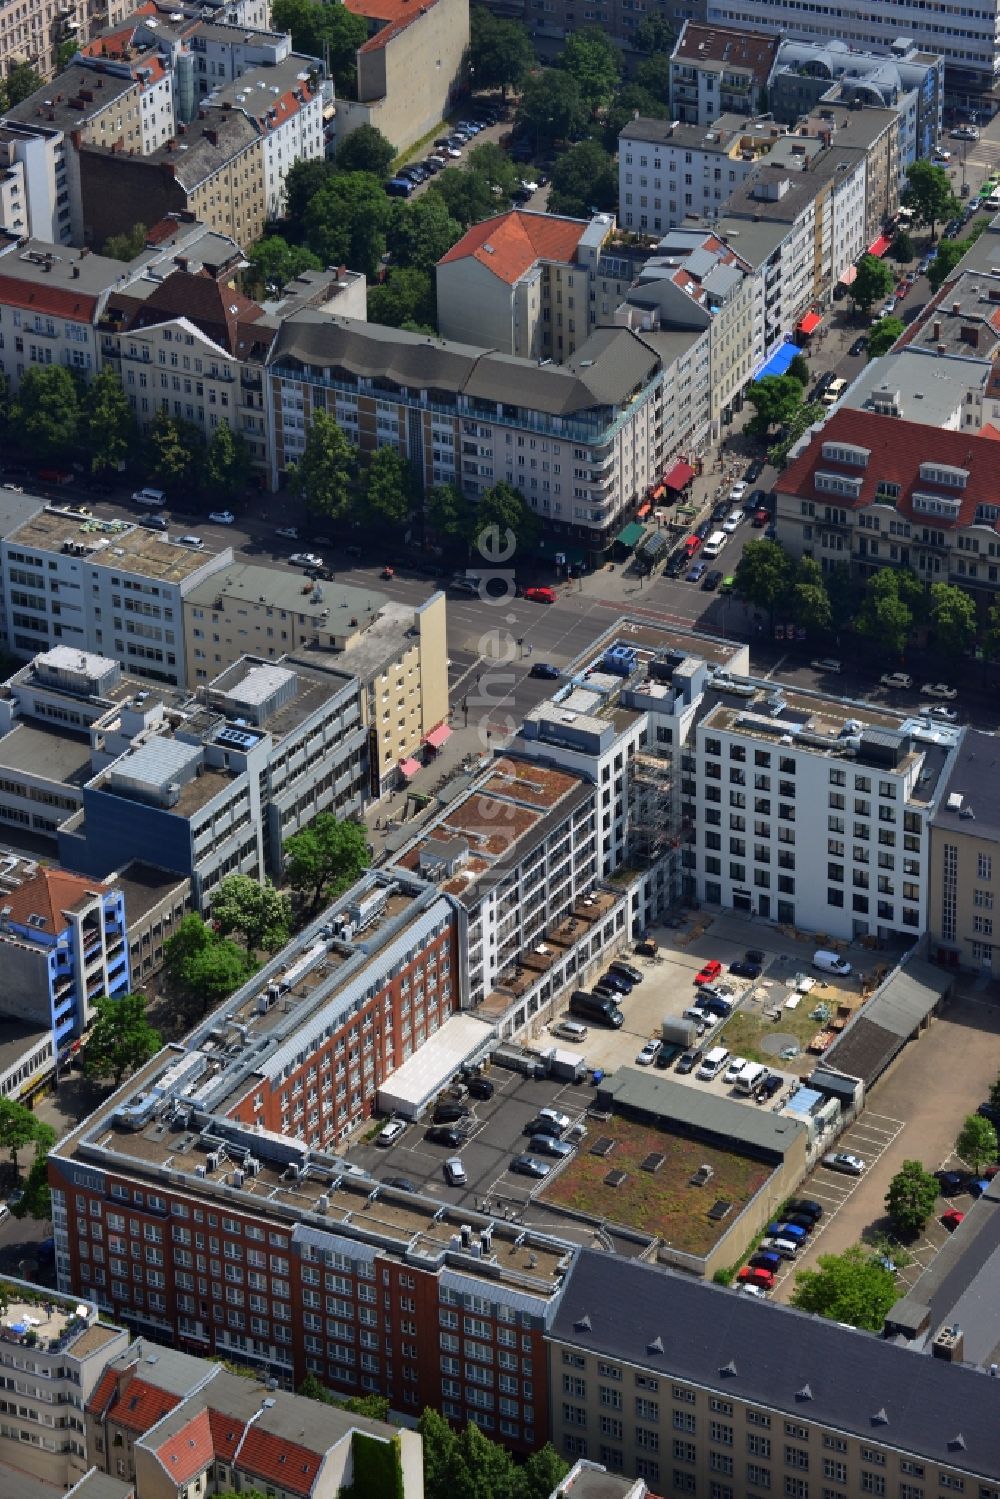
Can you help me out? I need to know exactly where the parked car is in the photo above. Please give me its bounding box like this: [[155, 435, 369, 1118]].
[[849, 335, 868, 357], [511, 1155, 551, 1179], [467, 1075, 494, 1100], [760, 1236, 799, 1260], [376, 1120, 406, 1147], [208, 510, 235, 525], [722, 511, 743, 534], [942, 1208, 965, 1231], [880, 298, 897, 317], [811, 657, 842, 674], [530, 1134, 574, 1158], [686, 561, 708, 583], [729, 959, 762, 980], [450, 575, 481, 595], [737, 1266, 775, 1291], [752, 508, 770, 528], [881, 671, 912, 689], [694, 960, 723, 985], [921, 682, 958, 699], [760, 1073, 783, 1100], [425, 1125, 466, 1147], [523, 585, 556, 603], [433, 1102, 469, 1125], [723, 1056, 749, 1085], [290, 551, 323, 568], [140, 515, 168, 531], [177, 534, 204, 549], [383, 1176, 417, 1192], [730, 481, 748, 503], [712, 500, 730, 521], [929, 704, 959, 722], [785, 1214, 816, 1235], [444, 1158, 467, 1185], [766, 1221, 807, 1242], [702, 569, 723, 591], [934, 1169, 968, 1194], [275, 526, 299, 540], [675, 1048, 703, 1075], [823, 1151, 865, 1175], [530, 662, 561, 679], [786, 1199, 824, 1220], [745, 458, 765, 482], [636, 1038, 662, 1066]]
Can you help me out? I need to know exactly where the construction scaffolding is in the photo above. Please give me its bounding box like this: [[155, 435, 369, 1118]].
[[626, 743, 678, 873]]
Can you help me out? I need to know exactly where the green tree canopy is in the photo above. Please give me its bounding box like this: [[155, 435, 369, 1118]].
[[465, 141, 520, 197], [426, 482, 473, 540], [368, 268, 436, 331], [929, 580, 977, 658], [284, 157, 338, 227], [633, 51, 671, 100], [469, 6, 534, 94], [6, 64, 42, 107], [903, 159, 959, 239], [388, 192, 463, 273], [548, 139, 617, 218], [83, 993, 162, 1087], [892, 227, 915, 262], [336, 123, 396, 176], [289, 408, 358, 521], [733, 538, 792, 614], [516, 70, 588, 148], [746, 374, 804, 435], [956, 1113, 998, 1172], [270, 0, 366, 90], [787, 353, 810, 387], [146, 410, 204, 491], [246, 235, 321, 294], [164, 915, 258, 1013], [427, 167, 498, 228], [469, 481, 541, 553], [927, 237, 967, 293], [81, 368, 135, 474], [284, 814, 371, 914], [304, 171, 393, 280], [13, 366, 80, 460], [851, 253, 894, 314], [0, 1097, 51, 1174], [206, 421, 253, 503], [55, 38, 80, 69], [635, 12, 676, 53], [602, 83, 669, 148], [560, 26, 622, 110], [102, 222, 148, 261], [867, 316, 904, 360], [885, 1159, 940, 1236], [788, 570, 832, 634], [210, 875, 291, 954], [363, 445, 420, 527], [12, 1152, 52, 1220], [855, 570, 913, 657], [791, 1244, 899, 1330]]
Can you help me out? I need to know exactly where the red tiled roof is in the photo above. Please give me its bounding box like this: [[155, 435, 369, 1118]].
[[437, 210, 588, 285], [154, 1409, 213, 1486], [780, 407, 1000, 531], [980, 421, 1000, 441], [80, 23, 138, 56], [239, 1425, 325, 1497], [115, 269, 263, 354], [153, 1407, 326, 1496], [89, 1375, 182, 1435], [86, 1368, 118, 1419], [207, 1409, 242, 1463], [344, 0, 443, 52], [3, 868, 105, 932], [0, 274, 98, 323]]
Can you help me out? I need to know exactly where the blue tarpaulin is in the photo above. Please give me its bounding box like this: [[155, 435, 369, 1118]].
[[754, 340, 797, 382]]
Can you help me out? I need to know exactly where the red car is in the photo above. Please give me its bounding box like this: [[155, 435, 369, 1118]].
[[752, 508, 769, 528], [694, 959, 723, 986], [523, 586, 556, 604], [737, 1265, 775, 1290], [684, 534, 702, 557], [895, 282, 909, 299], [942, 1209, 965, 1232]]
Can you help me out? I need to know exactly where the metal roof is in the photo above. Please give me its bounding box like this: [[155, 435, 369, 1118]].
[[596, 1068, 807, 1157]]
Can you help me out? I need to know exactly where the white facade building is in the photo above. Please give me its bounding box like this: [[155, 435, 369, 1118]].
[[619, 116, 781, 235], [206, 55, 324, 219]]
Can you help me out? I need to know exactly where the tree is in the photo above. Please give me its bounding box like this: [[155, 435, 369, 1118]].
[[855, 570, 913, 657], [102, 222, 147, 261], [13, 366, 80, 460], [12, 1152, 52, 1221], [927, 237, 967, 293], [521, 1445, 571, 1499], [903, 159, 959, 240], [469, 6, 533, 95], [147, 410, 204, 491], [791, 1244, 898, 1331], [633, 51, 671, 100], [164, 915, 257, 1012], [549, 139, 617, 218], [787, 353, 810, 387], [363, 444, 419, 527], [210, 875, 291, 954], [83, 993, 162, 1088], [516, 70, 588, 149], [635, 12, 675, 53], [271, 0, 366, 90], [80, 367, 135, 474], [746, 374, 804, 435], [206, 421, 253, 503], [603, 83, 668, 149], [885, 1159, 940, 1236], [246, 235, 321, 294], [0, 1097, 49, 1174], [427, 166, 498, 228], [6, 64, 42, 106], [892, 227, 915, 263], [336, 123, 396, 177], [469, 480, 541, 553], [929, 581, 977, 658], [788, 577, 832, 635], [560, 26, 622, 111], [55, 38, 79, 69], [284, 814, 371, 913], [956, 1113, 998, 1173], [284, 157, 338, 228], [733, 539, 792, 614], [368, 268, 436, 331], [982, 597, 1000, 663], [289, 409, 358, 521], [419, 1408, 465, 1499], [304, 171, 393, 280], [459, 1422, 518, 1497], [851, 253, 894, 315], [426, 482, 472, 540], [388, 192, 463, 272], [867, 316, 904, 360], [989, 1073, 1000, 1111], [465, 141, 520, 197]]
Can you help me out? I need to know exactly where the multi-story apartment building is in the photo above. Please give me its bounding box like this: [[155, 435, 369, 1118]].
[[705, 0, 999, 107], [57, 654, 368, 907], [267, 313, 673, 565], [690, 675, 955, 940], [201, 52, 323, 219], [928, 728, 1000, 972], [0, 1277, 127, 1491], [182, 563, 449, 797], [619, 115, 783, 236], [70, 38, 176, 153], [0, 236, 126, 391], [668, 23, 780, 126], [0, 865, 128, 1052], [0, 502, 231, 684], [547, 1249, 1000, 1494], [776, 408, 1000, 600], [0, 0, 86, 93], [0, 122, 75, 242]]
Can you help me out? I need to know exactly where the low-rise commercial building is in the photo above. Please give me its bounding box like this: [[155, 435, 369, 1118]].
[[668, 23, 780, 126]]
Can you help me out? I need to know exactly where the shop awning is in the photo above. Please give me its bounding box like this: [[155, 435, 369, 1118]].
[[868, 233, 892, 258], [754, 339, 797, 381], [399, 757, 421, 778], [650, 483, 667, 501], [637, 502, 651, 519], [838, 265, 858, 287], [424, 723, 452, 750], [664, 459, 695, 491], [616, 521, 646, 548], [797, 310, 822, 335]]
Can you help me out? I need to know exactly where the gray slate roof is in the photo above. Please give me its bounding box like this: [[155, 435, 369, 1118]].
[[551, 1250, 1000, 1479], [860, 957, 950, 1039], [932, 728, 1000, 839]]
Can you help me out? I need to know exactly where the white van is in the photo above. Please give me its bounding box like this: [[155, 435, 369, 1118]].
[[821, 377, 846, 407], [733, 1061, 768, 1096], [813, 949, 852, 976], [132, 487, 166, 507], [697, 1046, 730, 1080], [702, 530, 728, 560]]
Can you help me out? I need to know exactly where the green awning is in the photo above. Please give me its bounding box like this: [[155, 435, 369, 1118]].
[[616, 522, 647, 549]]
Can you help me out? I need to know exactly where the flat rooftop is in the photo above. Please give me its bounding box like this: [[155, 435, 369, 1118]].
[[6, 506, 231, 584], [900, 271, 1000, 362], [0, 1017, 51, 1076], [205, 52, 316, 115], [114, 861, 190, 922], [0, 721, 93, 784], [184, 559, 388, 624], [843, 347, 990, 428], [205, 656, 358, 740]]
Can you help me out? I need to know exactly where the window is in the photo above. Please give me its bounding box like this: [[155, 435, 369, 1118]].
[[824, 1462, 848, 1483], [712, 1423, 734, 1446], [674, 1410, 697, 1432], [785, 1447, 810, 1470], [785, 1482, 809, 1499], [978, 853, 992, 880], [748, 1465, 772, 1490], [748, 1436, 772, 1457], [862, 1476, 886, 1496], [674, 1440, 697, 1462]]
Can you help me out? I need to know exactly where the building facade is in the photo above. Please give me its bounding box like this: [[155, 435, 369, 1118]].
[[619, 116, 780, 236], [928, 728, 1000, 971], [0, 237, 125, 392], [668, 22, 780, 126]]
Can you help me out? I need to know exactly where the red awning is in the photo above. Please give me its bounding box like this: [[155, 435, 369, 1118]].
[[424, 723, 452, 750], [664, 460, 695, 491], [637, 502, 651, 518], [868, 234, 891, 258], [797, 311, 822, 335], [399, 757, 421, 778]]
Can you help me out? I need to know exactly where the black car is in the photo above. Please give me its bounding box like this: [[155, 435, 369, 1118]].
[[977, 1101, 1000, 1124], [421, 157, 443, 174], [785, 1214, 817, 1235], [729, 959, 762, 979], [665, 552, 687, 578], [433, 1102, 469, 1124], [467, 1076, 494, 1100], [702, 569, 723, 592], [712, 501, 730, 521], [746, 458, 765, 482], [524, 1116, 562, 1137], [748, 489, 767, 511], [695, 520, 712, 540], [530, 662, 561, 680], [760, 1073, 783, 1100], [676, 1048, 703, 1075], [934, 1170, 968, 1195], [849, 336, 868, 357], [425, 1125, 465, 1146], [745, 948, 765, 964], [383, 1176, 418, 1192], [786, 1199, 824, 1220]]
